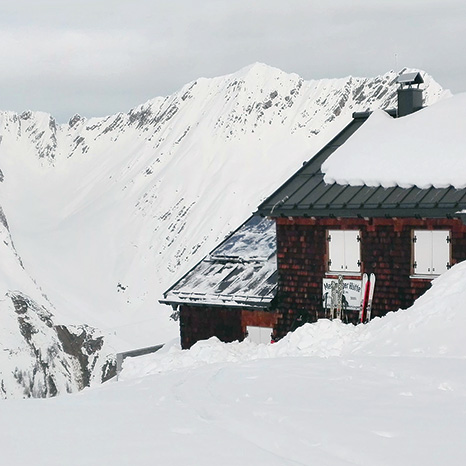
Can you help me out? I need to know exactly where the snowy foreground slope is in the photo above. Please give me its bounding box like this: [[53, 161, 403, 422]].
[[0, 64, 447, 397], [1, 263, 466, 466]]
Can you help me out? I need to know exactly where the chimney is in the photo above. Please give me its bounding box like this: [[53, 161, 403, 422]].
[[396, 71, 424, 117]]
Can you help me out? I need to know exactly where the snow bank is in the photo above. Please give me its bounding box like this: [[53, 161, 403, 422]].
[[121, 261, 466, 380], [361, 260, 466, 357], [322, 93, 466, 188]]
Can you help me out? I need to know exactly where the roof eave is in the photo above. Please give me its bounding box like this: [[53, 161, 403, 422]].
[[259, 206, 465, 219], [159, 297, 274, 310]]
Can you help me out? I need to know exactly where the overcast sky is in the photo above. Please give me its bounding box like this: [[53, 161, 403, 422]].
[[1, 0, 465, 122]]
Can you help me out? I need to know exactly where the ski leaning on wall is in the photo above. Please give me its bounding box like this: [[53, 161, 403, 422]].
[[359, 273, 376, 323], [358, 273, 368, 323], [365, 273, 376, 321]]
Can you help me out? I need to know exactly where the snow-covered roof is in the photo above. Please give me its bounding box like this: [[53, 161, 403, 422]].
[[396, 71, 424, 85], [258, 92, 466, 219], [322, 93, 466, 189], [161, 216, 277, 309]]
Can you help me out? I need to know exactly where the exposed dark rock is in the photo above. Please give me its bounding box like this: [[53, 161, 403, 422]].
[[69, 114, 84, 128], [49, 116, 57, 132], [101, 357, 117, 383], [20, 110, 32, 120], [7, 293, 71, 398], [263, 100, 272, 109], [0, 206, 8, 229], [17, 317, 36, 341], [11, 294, 53, 327], [129, 107, 153, 126], [4, 292, 107, 397], [55, 324, 104, 388]]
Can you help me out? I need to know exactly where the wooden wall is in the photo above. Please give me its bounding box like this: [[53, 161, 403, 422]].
[[274, 217, 466, 339], [179, 305, 280, 349], [178, 217, 466, 347]]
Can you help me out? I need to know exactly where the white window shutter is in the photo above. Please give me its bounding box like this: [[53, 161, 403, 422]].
[[414, 230, 432, 274], [432, 231, 450, 275], [344, 230, 361, 273], [328, 230, 345, 272]]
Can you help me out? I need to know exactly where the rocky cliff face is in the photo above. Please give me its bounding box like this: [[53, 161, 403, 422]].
[[0, 64, 447, 397], [0, 207, 114, 398]]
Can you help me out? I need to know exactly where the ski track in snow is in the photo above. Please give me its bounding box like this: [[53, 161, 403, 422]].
[[0, 354, 464, 465]]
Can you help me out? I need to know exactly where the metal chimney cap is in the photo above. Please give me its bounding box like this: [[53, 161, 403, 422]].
[[396, 71, 424, 86]]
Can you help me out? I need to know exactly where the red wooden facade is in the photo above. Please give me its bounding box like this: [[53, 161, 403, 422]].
[[180, 305, 281, 349], [178, 216, 466, 348], [272, 216, 466, 339]]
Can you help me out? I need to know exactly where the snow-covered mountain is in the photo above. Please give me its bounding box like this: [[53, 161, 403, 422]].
[[0, 63, 447, 397]]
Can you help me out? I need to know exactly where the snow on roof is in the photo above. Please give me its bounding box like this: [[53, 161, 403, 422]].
[[161, 216, 277, 308], [396, 71, 423, 85], [322, 93, 466, 189], [212, 215, 276, 261]]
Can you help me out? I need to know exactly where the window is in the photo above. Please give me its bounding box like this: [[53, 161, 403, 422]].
[[246, 326, 272, 344], [413, 230, 451, 276], [327, 230, 361, 274]]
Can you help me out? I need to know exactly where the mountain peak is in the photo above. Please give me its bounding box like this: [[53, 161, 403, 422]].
[[231, 62, 300, 82]]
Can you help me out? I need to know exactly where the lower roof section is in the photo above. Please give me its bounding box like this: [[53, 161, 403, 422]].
[[160, 216, 277, 309]]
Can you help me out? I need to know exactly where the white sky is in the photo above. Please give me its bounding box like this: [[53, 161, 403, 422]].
[[1, 0, 465, 122]]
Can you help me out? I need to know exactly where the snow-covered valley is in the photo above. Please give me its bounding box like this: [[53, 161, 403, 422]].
[[0, 64, 448, 397]]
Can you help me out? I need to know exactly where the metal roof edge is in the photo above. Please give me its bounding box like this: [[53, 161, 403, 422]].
[[352, 108, 397, 119], [264, 207, 465, 219], [158, 298, 274, 310]]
